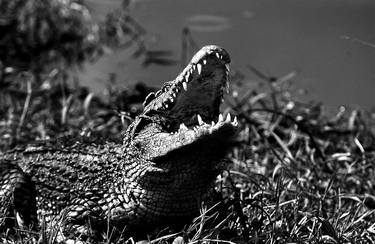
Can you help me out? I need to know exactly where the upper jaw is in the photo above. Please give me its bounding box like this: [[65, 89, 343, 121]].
[[190, 45, 230, 64], [176, 45, 230, 86], [174, 46, 230, 97], [143, 45, 231, 114], [138, 44, 234, 138]]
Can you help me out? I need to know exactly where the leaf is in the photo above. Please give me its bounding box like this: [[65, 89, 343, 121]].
[[142, 49, 177, 67], [186, 14, 230, 32], [145, 50, 174, 58], [142, 57, 178, 67]]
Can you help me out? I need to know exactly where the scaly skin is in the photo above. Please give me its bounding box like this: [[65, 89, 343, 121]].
[[0, 45, 237, 238]]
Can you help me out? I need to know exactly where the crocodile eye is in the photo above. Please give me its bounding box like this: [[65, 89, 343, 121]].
[[143, 92, 156, 107]]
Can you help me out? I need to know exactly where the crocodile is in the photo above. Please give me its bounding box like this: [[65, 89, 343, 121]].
[[0, 45, 237, 240]]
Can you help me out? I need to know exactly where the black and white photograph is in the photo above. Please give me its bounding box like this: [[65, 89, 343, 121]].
[[0, 0, 374, 243]]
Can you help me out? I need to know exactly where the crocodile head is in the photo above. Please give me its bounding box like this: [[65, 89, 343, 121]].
[[128, 44, 237, 159], [129, 45, 235, 140], [125, 45, 237, 225]]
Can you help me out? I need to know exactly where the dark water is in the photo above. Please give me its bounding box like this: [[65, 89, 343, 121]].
[[81, 0, 375, 108]]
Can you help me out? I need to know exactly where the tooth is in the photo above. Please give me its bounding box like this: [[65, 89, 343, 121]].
[[182, 82, 188, 91], [170, 98, 174, 103], [226, 113, 231, 122], [185, 73, 190, 82], [192, 64, 196, 71], [233, 116, 238, 126], [172, 93, 176, 98], [216, 53, 220, 59], [197, 114, 204, 125], [220, 55, 223, 59], [197, 63, 202, 75], [179, 123, 188, 130], [225, 64, 230, 72], [211, 121, 215, 126], [218, 114, 223, 122], [165, 104, 169, 108], [203, 59, 207, 65]]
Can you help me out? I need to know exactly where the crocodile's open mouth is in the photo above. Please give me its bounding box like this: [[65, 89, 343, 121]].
[[135, 45, 237, 183], [142, 45, 237, 133]]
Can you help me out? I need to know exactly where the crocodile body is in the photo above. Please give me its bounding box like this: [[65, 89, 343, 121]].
[[0, 45, 237, 238]]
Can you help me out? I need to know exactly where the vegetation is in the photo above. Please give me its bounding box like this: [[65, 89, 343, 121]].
[[1, 0, 374, 243]]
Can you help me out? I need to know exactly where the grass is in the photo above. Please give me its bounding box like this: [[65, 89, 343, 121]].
[[1, 65, 375, 243]]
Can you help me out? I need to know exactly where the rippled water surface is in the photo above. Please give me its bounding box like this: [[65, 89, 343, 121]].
[[82, 0, 375, 108]]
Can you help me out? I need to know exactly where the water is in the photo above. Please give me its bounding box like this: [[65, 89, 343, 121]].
[[81, 0, 375, 108]]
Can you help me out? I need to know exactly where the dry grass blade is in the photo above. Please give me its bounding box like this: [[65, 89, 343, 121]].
[[16, 74, 33, 139]]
